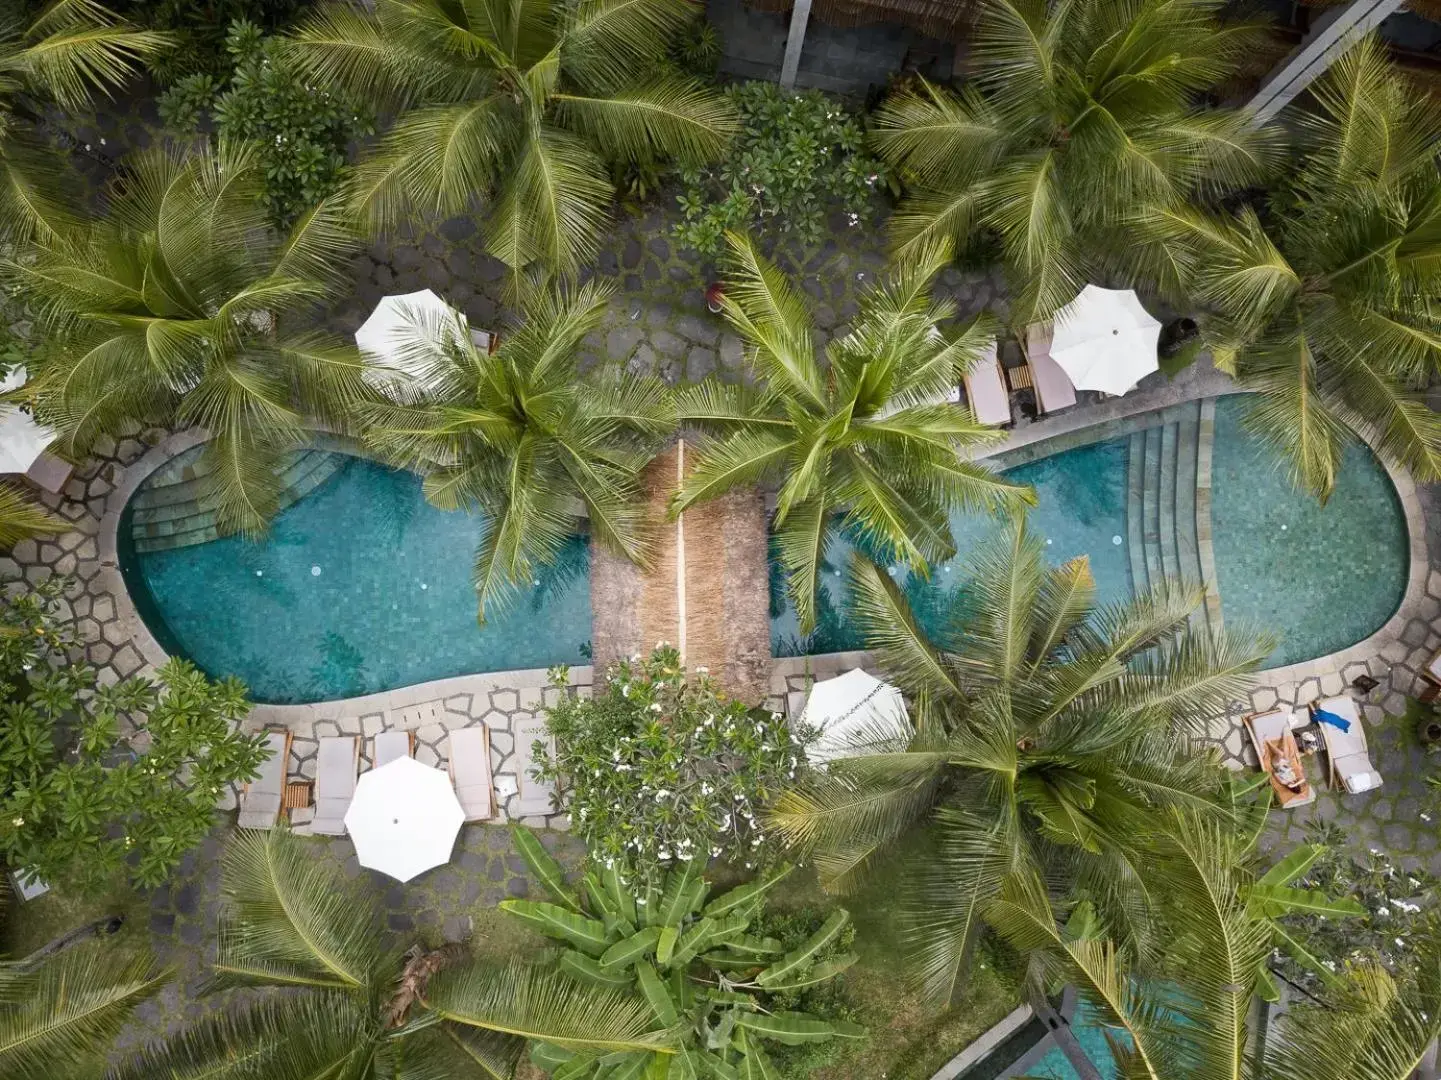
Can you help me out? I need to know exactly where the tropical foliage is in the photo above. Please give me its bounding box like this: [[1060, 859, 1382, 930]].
[[986, 812, 1441, 1080], [290, 0, 738, 280], [504, 836, 864, 1078], [673, 231, 1031, 631], [8, 141, 372, 536], [107, 828, 675, 1080], [767, 518, 1270, 1005], [357, 282, 673, 619], [674, 82, 886, 257], [158, 18, 373, 226], [0, 905, 164, 1080], [113, 0, 307, 83], [0, 0, 167, 242], [1131, 37, 1441, 497], [870, 0, 1278, 324], [539, 646, 801, 878], [0, 576, 270, 891]]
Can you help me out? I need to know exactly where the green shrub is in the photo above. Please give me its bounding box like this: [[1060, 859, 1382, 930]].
[[505, 837, 865, 1078], [114, 0, 307, 83], [158, 19, 371, 226], [674, 81, 887, 257], [539, 646, 801, 881], [0, 578, 271, 891]]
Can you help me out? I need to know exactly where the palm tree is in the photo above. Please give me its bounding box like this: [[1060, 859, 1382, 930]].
[[0, 483, 63, 548], [0, 0, 168, 242], [869, 0, 1278, 324], [358, 281, 673, 620], [6, 141, 373, 536], [985, 813, 1441, 1080], [0, 890, 166, 1080], [1131, 37, 1441, 499], [671, 231, 1032, 632], [108, 828, 674, 1080], [289, 0, 738, 281], [767, 518, 1270, 1006]]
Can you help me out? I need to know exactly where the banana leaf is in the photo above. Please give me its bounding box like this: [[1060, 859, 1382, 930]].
[[501, 900, 611, 956]]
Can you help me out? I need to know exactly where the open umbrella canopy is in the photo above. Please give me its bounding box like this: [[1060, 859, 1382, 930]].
[[0, 367, 57, 475], [355, 289, 470, 395], [343, 756, 464, 882], [801, 668, 911, 765], [1050, 286, 1162, 396]]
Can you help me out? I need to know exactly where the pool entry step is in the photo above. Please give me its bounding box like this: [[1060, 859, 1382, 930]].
[[1125, 399, 1220, 638], [129, 446, 346, 553]]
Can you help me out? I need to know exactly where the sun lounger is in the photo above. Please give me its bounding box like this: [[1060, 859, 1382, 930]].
[[448, 727, 495, 821], [962, 339, 1011, 426], [1243, 709, 1313, 807], [1423, 648, 1441, 687], [1312, 695, 1382, 794], [373, 730, 413, 769], [1024, 324, 1078, 413], [237, 729, 291, 829], [513, 716, 558, 817], [311, 735, 360, 835]]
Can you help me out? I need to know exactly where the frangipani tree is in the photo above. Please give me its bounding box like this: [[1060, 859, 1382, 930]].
[[7, 141, 372, 535], [870, 0, 1278, 324], [1131, 37, 1441, 498], [768, 520, 1270, 1005], [0, 0, 168, 242], [108, 829, 676, 1080], [291, 0, 738, 280], [358, 281, 673, 619], [672, 231, 1031, 631]]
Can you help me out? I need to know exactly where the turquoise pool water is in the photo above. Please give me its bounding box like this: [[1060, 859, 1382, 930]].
[[1024, 1001, 1123, 1078], [772, 395, 1408, 668], [121, 454, 592, 704], [1210, 395, 1407, 667]]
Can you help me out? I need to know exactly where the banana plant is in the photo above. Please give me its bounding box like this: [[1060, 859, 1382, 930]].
[[503, 829, 866, 1078], [1222, 773, 1365, 1000]]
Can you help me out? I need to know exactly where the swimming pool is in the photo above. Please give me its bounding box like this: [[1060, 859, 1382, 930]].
[[772, 395, 1408, 668], [120, 452, 592, 704]]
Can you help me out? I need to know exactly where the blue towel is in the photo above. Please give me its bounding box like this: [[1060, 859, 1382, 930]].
[[1315, 708, 1351, 734]]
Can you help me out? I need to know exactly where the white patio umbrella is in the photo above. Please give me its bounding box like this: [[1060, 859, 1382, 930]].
[[343, 756, 465, 883], [801, 668, 911, 766], [1050, 285, 1162, 396], [0, 367, 57, 476], [354, 289, 470, 394]]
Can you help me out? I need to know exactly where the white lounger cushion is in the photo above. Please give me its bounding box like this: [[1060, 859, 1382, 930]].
[[449, 727, 494, 821], [1317, 696, 1382, 794], [963, 340, 1010, 426], [513, 716, 557, 817], [237, 730, 288, 829], [373, 730, 411, 769], [1025, 325, 1078, 413], [311, 736, 358, 835]]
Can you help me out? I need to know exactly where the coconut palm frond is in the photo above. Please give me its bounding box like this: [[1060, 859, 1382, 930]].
[[294, 0, 734, 278], [423, 960, 676, 1055], [105, 993, 375, 1080], [11, 0, 167, 109], [0, 946, 164, 1080], [213, 829, 394, 992], [845, 551, 963, 701], [0, 483, 64, 548]]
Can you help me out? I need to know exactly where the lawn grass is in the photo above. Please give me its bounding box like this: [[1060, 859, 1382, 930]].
[[1, 868, 147, 961], [766, 864, 1023, 1080]]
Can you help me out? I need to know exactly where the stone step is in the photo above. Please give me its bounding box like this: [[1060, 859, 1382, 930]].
[[1141, 424, 1164, 591], [1125, 432, 1149, 596], [131, 449, 345, 553], [1174, 400, 1207, 636], [1158, 421, 1180, 584]]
